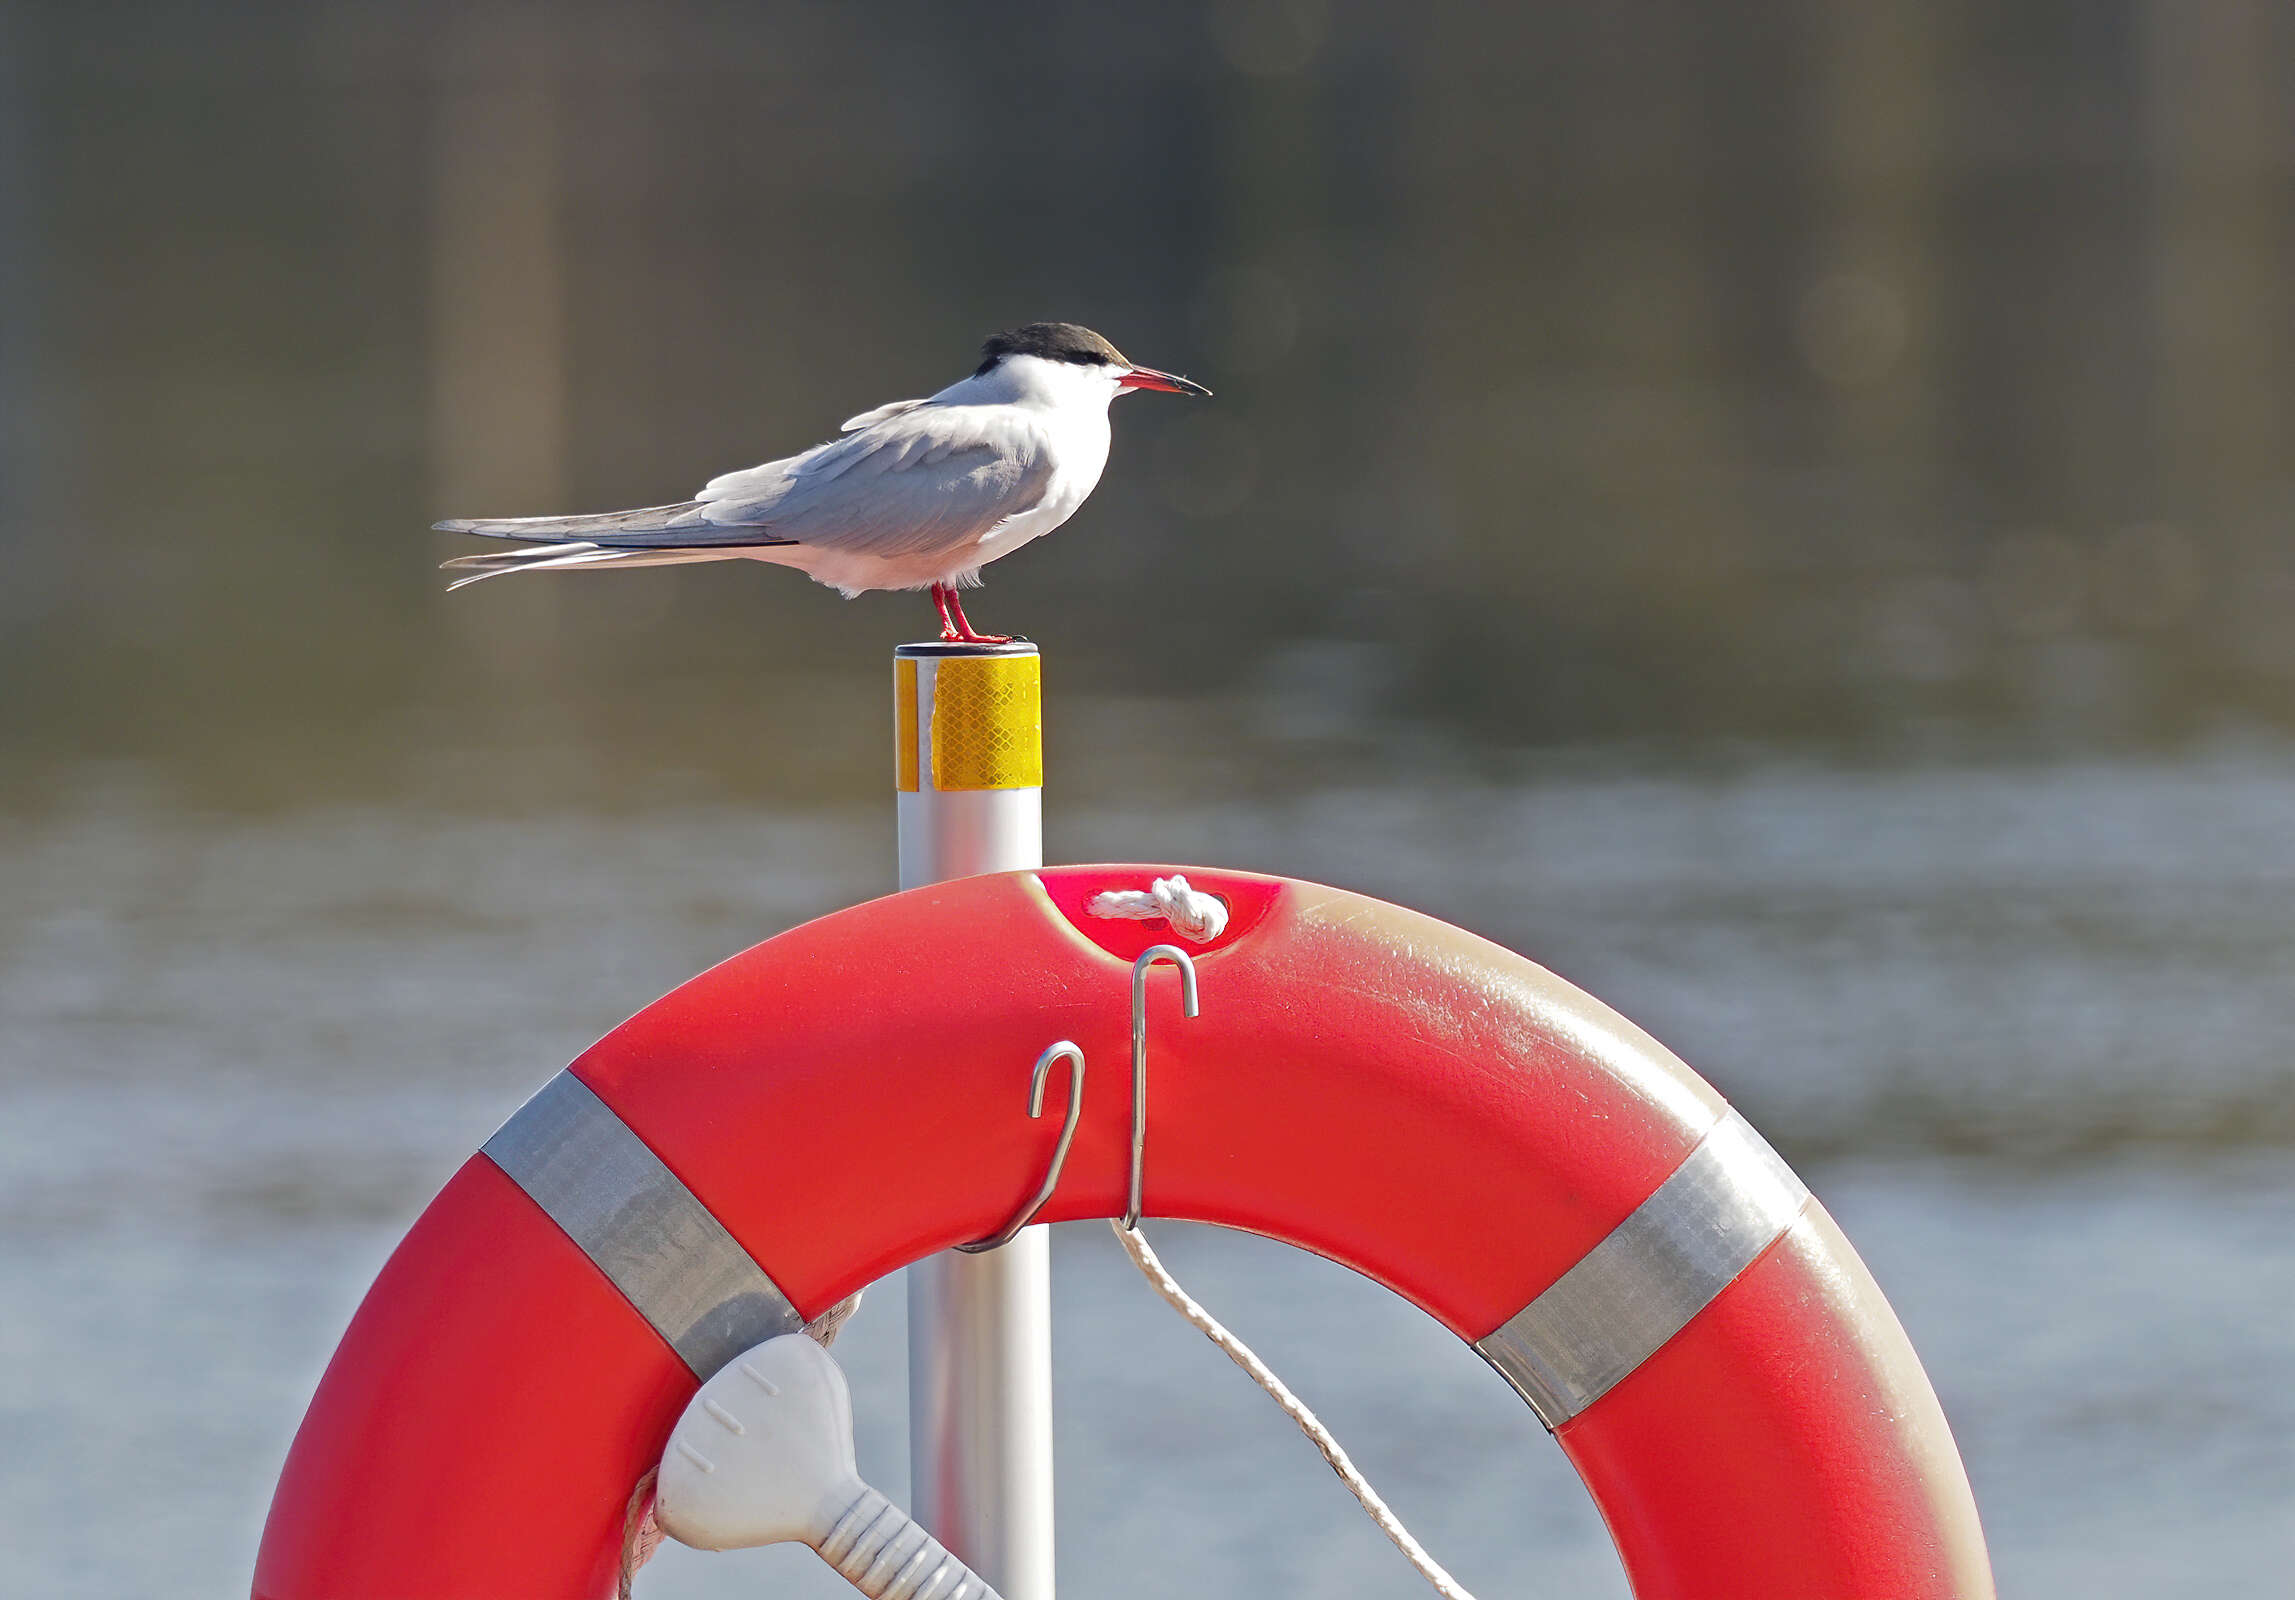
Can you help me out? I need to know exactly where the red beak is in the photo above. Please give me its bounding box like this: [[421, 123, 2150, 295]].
[[1116, 365, 1213, 397]]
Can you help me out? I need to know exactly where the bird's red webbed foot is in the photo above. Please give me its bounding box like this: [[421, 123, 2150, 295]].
[[931, 583, 1013, 645]]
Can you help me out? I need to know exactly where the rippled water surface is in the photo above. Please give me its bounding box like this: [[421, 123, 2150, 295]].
[[4, 757, 2292, 1596]]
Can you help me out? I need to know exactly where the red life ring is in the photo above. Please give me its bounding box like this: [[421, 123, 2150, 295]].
[[254, 865, 1994, 1600]]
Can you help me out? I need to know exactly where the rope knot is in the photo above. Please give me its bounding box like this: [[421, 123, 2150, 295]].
[[1084, 875, 1229, 943]]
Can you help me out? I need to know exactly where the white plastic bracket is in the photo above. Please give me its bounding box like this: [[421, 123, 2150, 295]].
[[656, 1333, 1005, 1600]]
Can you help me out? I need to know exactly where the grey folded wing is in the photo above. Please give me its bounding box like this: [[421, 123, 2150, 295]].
[[433, 405, 1056, 560], [690, 406, 1057, 559], [431, 500, 770, 545]]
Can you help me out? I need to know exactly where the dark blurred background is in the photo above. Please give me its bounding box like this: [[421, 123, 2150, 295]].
[[3, 4, 2292, 1597], [5, 2, 2294, 804]]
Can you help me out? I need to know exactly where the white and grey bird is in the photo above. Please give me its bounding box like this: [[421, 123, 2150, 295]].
[[436, 322, 1210, 642]]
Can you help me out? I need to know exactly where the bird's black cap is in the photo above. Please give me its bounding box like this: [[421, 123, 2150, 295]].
[[976, 322, 1130, 375]]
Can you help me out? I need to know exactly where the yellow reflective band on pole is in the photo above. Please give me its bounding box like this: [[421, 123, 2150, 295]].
[[895, 657, 921, 793], [930, 655, 1042, 790]]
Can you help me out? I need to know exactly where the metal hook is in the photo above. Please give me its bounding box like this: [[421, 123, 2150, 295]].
[[1125, 944, 1200, 1229], [958, 1040, 1087, 1253]]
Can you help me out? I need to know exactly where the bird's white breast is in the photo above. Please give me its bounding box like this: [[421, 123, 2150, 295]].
[[947, 357, 1116, 579]]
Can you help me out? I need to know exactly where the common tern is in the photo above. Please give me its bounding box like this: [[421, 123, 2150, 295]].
[[436, 322, 1210, 642]]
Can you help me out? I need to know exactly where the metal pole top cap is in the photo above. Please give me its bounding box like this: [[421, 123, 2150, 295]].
[[894, 640, 1039, 659]]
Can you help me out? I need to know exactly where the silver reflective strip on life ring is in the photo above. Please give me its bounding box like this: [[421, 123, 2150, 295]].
[[482, 1071, 804, 1379], [1475, 1108, 1810, 1429]]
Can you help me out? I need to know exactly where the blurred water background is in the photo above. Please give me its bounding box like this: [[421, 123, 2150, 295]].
[[3, 3, 2293, 1595]]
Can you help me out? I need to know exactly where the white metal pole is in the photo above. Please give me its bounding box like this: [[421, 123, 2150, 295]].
[[894, 640, 1053, 1600]]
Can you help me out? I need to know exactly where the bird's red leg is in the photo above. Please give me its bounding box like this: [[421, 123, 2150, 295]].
[[941, 588, 1012, 645], [931, 583, 962, 642]]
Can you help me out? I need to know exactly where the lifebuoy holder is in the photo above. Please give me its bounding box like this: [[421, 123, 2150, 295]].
[[253, 864, 1995, 1600]]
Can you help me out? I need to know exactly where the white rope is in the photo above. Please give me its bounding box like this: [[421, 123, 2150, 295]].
[[1084, 875, 1229, 942], [1110, 1222, 1478, 1600]]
